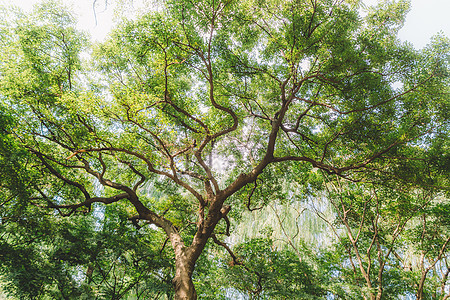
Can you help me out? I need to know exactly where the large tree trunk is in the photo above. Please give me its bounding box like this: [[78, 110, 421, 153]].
[[169, 234, 199, 300], [168, 217, 216, 300], [168, 194, 230, 299], [173, 257, 197, 300]]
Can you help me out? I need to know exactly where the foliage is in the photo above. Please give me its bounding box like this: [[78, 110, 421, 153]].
[[221, 237, 324, 299], [0, 203, 175, 299]]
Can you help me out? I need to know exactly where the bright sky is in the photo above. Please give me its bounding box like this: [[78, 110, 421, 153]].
[[365, 0, 450, 48], [2, 0, 450, 48]]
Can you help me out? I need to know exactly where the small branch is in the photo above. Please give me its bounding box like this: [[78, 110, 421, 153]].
[[211, 234, 241, 266], [246, 178, 264, 211], [66, 149, 87, 160], [129, 215, 142, 229]]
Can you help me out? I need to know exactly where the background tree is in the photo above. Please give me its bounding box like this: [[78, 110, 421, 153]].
[[0, 0, 449, 299], [313, 177, 449, 300]]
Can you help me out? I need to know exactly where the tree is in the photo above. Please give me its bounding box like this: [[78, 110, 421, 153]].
[[313, 177, 449, 300], [0, 0, 449, 299]]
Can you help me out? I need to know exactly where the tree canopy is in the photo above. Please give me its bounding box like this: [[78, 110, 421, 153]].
[[0, 0, 449, 299]]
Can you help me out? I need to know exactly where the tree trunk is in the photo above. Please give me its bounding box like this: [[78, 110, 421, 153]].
[[167, 195, 229, 299], [417, 275, 426, 300], [169, 236, 199, 300], [169, 223, 211, 300], [172, 260, 197, 300]]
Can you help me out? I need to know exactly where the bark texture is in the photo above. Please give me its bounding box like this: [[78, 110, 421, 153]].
[[173, 259, 197, 300]]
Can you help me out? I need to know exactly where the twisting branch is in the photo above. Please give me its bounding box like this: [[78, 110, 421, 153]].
[[246, 178, 264, 212], [211, 234, 263, 296], [116, 157, 146, 192], [211, 234, 241, 266], [65, 146, 206, 206], [48, 193, 129, 215], [293, 73, 435, 116], [33, 150, 90, 200]]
